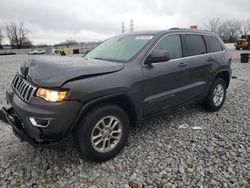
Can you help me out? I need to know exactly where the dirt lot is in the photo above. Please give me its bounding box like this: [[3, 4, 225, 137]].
[[0, 49, 250, 187]]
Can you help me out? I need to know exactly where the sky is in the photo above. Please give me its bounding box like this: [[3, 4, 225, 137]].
[[0, 0, 249, 45]]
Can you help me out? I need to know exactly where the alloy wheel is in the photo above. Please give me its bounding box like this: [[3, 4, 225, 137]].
[[213, 84, 224, 106], [91, 116, 122, 153]]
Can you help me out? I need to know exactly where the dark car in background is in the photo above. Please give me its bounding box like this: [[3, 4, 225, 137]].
[[0, 29, 232, 162]]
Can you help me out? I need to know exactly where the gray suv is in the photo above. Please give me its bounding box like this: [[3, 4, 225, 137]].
[[0, 29, 232, 162]]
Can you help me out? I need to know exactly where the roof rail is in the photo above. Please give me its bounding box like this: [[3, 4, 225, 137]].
[[169, 27, 180, 30], [169, 28, 193, 31]]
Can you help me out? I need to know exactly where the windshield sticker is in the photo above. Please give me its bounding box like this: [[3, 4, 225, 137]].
[[135, 36, 154, 40]]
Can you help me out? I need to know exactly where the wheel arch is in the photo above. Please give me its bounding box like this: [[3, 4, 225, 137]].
[[71, 93, 139, 134], [214, 70, 230, 88], [203, 69, 230, 101]]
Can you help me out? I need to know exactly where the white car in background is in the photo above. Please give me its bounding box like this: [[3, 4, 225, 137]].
[[28, 49, 46, 55]]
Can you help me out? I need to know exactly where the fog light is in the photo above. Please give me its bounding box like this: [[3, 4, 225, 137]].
[[29, 117, 50, 128]]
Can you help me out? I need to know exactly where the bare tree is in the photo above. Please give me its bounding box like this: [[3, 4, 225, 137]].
[[247, 18, 250, 32], [218, 19, 242, 42], [0, 26, 3, 49], [206, 18, 220, 33], [54, 40, 78, 47], [36, 43, 49, 48], [5, 22, 32, 49], [241, 18, 250, 35]]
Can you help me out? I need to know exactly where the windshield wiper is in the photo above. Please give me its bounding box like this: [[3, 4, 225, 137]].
[[92, 57, 125, 63], [93, 57, 108, 61]]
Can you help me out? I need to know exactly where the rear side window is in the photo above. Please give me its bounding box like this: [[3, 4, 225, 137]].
[[182, 34, 206, 57], [204, 36, 223, 53], [154, 34, 182, 60]]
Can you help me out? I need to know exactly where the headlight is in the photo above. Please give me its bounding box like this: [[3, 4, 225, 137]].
[[36, 88, 68, 102]]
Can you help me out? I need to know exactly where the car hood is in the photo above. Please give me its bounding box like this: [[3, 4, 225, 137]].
[[21, 56, 125, 87]]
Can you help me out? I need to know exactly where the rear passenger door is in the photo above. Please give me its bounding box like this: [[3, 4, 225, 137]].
[[181, 34, 213, 98]]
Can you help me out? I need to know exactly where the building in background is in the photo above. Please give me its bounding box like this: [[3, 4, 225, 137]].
[[52, 42, 101, 56], [0, 41, 101, 55]]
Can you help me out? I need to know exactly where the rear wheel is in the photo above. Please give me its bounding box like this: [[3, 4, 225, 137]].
[[202, 78, 227, 112], [75, 105, 130, 162]]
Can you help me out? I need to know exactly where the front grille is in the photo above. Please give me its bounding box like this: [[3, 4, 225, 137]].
[[11, 73, 36, 102]]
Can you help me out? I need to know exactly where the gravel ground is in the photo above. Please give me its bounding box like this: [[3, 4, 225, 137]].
[[0, 51, 250, 188]]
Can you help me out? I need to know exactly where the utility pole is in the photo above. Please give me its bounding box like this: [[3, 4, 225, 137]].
[[130, 19, 134, 32], [121, 21, 125, 34]]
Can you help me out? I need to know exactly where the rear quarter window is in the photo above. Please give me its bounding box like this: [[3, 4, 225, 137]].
[[182, 34, 206, 57], [204, 35, 224, 53]]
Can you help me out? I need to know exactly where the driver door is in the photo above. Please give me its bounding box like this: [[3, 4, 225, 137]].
[[142, 34, 192, 116]]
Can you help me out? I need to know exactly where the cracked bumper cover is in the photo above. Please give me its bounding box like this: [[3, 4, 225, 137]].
[[0, 87, 82, 148]]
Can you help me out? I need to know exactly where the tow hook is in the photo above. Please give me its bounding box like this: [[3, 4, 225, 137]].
[[0, 108, 8, 123]]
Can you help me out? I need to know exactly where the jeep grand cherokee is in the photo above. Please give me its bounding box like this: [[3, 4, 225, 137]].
[[0, 29, 232, 162]]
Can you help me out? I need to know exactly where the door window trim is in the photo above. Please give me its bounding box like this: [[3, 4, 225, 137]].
[[153, 34, 183, 60], [181, 34, 207, 57], [143, 32, 226, 66]]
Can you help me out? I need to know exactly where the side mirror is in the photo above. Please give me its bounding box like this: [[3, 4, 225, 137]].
[[145, 49, 170, 64]]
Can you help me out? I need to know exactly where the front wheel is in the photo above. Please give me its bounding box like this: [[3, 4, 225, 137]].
[[75, 105, 130, 162], [202, 78, 227, 112]]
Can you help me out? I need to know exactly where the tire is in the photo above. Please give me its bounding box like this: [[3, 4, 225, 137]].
[[202, 78, 227, 112], [75, 104, 130, 162]]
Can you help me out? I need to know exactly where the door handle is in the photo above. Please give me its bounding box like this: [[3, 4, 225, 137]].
[[207, 57, 215, 62], [177, 63, 187, 68]]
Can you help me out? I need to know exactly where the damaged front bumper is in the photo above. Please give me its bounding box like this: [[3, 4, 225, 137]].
[[0, 107, 71, 148], [0, 86, 82, 149]]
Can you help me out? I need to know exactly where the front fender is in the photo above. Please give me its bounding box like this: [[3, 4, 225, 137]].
[[65, 92, 140, 136]]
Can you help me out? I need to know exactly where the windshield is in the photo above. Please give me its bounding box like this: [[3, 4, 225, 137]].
[[85, 35, 154, 62]]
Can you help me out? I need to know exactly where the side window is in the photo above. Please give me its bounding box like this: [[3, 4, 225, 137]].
[[182, 34, 206, 57], [154, 34, 182, 60], [204, 36, 223, 53]]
